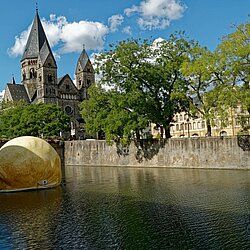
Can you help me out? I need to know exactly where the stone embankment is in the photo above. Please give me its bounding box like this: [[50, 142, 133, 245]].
[[64, 136, 250, 169], [1, 137, 249, 169]]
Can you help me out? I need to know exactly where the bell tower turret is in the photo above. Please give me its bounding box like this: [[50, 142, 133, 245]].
[[75, 45, 95, 101], [20, 9, 58, 103]]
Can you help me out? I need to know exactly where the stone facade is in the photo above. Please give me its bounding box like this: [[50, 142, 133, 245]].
[[64, 137, 250, 169], [4, 10, 94, 138]]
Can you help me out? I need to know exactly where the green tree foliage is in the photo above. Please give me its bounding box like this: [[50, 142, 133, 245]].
[[181, 45, 219, 136], [182, 20, 250, 135], [215, 21, 250, 131], [81, 34, 192, 140], [0, 102, 70, 139]]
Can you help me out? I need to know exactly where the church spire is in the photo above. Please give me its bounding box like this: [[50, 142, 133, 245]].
[[75, 45, 90, 75], [21, 9, 55, 66], [11, 75, 16, 85]]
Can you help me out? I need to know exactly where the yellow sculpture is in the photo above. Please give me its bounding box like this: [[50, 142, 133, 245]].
[[0, 136, 61, 192]]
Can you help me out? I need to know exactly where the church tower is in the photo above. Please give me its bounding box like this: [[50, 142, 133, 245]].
[[20, 9, 58, 104], [75, 46, 95, 101]]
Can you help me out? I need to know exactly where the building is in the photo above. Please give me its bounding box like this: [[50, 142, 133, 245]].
[[3, 9, 95, 138], [150, 108, 249, 138]]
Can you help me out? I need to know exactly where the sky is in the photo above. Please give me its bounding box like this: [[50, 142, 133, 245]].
[[0, 0, 250, 97]]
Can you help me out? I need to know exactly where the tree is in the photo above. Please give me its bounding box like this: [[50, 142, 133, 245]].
[[181, 45, 219, 136], [182, 19, 250, 136], [215, 21, 250, 132], [0, 102, 70, 139], [80, 83, 149, 143], [82, 34, 192, 140]]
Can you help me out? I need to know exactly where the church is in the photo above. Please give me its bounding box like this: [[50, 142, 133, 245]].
[[3, 9, 95, 138]]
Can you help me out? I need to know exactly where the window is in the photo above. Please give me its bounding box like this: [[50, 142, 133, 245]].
[[30, 68, 35, 79], [66, 84, 70, 90], [48, 74, 53, 82], [65, 105, 73, 115]]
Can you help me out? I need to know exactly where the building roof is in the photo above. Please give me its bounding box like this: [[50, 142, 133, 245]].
[[75, 48, 90, 74], [21, 10, 55, 66], [6, 84, 30, 103]]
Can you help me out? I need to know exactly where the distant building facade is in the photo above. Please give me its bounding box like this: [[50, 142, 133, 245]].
[[4, 10, 94, 138], [151, 108, 249, 138]]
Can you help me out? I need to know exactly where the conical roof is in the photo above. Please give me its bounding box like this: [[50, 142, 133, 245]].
[[21, 10, 55, 64], [75, 47, 91, 74]]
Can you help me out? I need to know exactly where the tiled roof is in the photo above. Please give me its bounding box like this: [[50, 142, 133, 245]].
[[21, 10, 56, 66], [75, 49, 90, 74], [6, 84, 30, 103]]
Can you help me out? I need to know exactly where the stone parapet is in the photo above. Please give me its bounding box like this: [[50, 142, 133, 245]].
[[64, 137, 250, 169]]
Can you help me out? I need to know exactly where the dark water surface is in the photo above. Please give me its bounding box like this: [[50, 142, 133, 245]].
[[1, 166, 250, 249]]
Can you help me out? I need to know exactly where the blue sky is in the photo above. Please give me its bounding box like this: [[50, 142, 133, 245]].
[[0, 0, 250, 95]]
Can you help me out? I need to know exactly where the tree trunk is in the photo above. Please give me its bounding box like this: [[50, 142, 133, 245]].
[[206, 120, 212, 136], [164, 126, 171, 138]]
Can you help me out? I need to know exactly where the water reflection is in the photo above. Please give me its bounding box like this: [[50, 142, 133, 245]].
[[1, 166, 250, 249], [0, 187, 62, 249]]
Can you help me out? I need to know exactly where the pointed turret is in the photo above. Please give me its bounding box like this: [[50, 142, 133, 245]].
[[11, 76, 16, 85], [75, 46, 95, 101], [75, 46, 91, 76], [21, 9, 58, 103], [21, 10, 55, 64]]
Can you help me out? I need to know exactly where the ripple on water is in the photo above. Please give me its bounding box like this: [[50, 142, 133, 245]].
[[0, 166, 250, 249]]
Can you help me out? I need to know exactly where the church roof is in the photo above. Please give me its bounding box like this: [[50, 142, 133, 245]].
[[75, 48, 90, 74], [21, 10, 55, 66], [6, 84, 30, 103]]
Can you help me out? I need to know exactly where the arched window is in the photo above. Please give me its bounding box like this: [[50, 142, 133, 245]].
[[48, 74, 53, 82], [30, 68, 35, 79]]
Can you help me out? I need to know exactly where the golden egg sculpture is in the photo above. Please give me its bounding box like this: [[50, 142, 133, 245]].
[[0, 136, 62, 192]]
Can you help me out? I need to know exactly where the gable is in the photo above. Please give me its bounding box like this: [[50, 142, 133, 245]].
[[58, 75, 79, 94]]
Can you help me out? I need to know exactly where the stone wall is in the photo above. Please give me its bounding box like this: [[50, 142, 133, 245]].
[[64, 137, 250, 169]]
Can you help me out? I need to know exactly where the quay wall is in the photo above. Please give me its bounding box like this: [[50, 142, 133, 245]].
[[64, 137, 250, 169]]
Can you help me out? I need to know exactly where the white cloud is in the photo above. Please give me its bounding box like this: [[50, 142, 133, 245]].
[[124, 5, 139, 16], [108, 14, 124, 32], [8, 27, 31, 57], [122, 26, 132, 35], [125, 0, 186, 30], [60, 20, 109, 53], [8, 14, 109, 57], [0, 90, 5, 100]]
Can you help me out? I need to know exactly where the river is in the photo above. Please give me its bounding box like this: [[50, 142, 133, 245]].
[[0, 166, 250, 249]]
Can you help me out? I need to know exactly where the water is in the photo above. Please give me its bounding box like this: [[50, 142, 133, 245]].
[[0, 166, 250, 249]]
